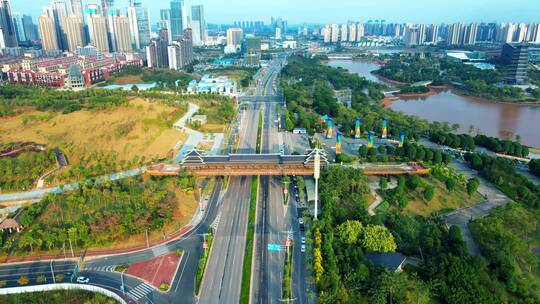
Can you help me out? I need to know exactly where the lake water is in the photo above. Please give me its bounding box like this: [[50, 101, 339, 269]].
[[327, 60, 540, 148]]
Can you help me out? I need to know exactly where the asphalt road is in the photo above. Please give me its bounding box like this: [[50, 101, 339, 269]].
[[198, 96, 260, 303]]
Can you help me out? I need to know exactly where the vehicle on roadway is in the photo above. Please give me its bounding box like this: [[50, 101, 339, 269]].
[[299, 218, 304, 225], [301, 244, 306, 253], [76, 276, 90, 284], [301, 236, 306, 244]]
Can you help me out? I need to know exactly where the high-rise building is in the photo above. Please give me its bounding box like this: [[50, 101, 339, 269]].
[[168, 28, 193, 70], [515, 23, 527, 43], [87, 7, 109, 52], [340, 24, 348, 42], [38, 15, 58, 50], [357, 23, 365, 40], [12, 13, 26, 43], [51, 1, 69, 50], [462, 23, 478, 45], [69, 0, 83, 18], [348, 23, 357, 42], [22, 15, 38, 41], [226, 28, 243, 47], [64, 15, 84, 52], [0, 0, 17, 48], [501, 43, 529, 84], [425, 24, 439, 44], [404, 25, 420, 46], [528, 23, 540, 43], [446, 23, 463, 45], [241, 36, 261, 65], [322, 26, 330, 43], [146, 37, 168, 68], [170, 0, 186, 41], [113, 15, 131, 52], [191, 5, 206, 46], [331, 24, 339, 42], [127, 0, 150, 49]]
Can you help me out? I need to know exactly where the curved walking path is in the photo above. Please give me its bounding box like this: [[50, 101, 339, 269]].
[[367, 177, 397, 216]]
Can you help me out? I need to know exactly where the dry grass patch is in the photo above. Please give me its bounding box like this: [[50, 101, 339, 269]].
[[0, 98, 188, 164]]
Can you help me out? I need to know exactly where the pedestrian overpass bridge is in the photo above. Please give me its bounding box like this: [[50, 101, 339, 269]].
[[145, 149, 430, 177], [146, 149, 329, 177]]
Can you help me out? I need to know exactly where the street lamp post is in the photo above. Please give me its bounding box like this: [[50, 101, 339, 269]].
[[50, 260, 55, 283], [313, 149, 320, 220], [121, 271, 125, 294]]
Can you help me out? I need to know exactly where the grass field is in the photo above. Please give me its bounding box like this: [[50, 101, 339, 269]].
[[0, 98, 188, 165], [403, 175, 484, 216], [190, 98, 235, 133], [111, 74, 145, 84]]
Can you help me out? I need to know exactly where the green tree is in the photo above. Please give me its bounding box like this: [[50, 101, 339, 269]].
[[406, 175, 421, 190], [424, 186, 435, 202], [359, 145, 368, 158], [466, 177, 480, 196], [379, 177, 388, 191], [335, 220, 363, 244], [361, 225, 397, 253], [445, 178, 457, 191]]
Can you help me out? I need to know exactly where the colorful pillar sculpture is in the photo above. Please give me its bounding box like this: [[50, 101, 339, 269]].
[[368, 131, 375, 148], [354, 118, 361, 139], [399, 131, 406, 148], [381, 118, 388, 139], [326, 118, 333, 139], [336, 131, 342, 154]]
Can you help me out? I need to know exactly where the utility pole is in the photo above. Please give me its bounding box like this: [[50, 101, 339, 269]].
[[68, 238, 74, 258], [145, 228, 150, 248]]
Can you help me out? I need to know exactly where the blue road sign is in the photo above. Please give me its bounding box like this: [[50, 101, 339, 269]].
[[267, 243, 281, 251]]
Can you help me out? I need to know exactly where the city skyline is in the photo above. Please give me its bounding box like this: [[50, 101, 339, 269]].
[[12, 0, 540, 25]]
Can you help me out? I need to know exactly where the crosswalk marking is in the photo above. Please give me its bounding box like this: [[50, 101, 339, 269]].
[[85, 265, 116, 272], [127, 283, 154, 300]]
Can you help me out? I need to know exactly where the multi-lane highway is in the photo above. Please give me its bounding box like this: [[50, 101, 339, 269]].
[[198, 57, 282, 303]]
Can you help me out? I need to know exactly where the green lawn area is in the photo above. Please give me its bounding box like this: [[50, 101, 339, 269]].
[[403, 175, 484, 216]]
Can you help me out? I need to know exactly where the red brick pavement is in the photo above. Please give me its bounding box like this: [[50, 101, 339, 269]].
[[126, 252, 181, 288]]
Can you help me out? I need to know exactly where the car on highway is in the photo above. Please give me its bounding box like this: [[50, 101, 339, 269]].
[[301, 236, 306, 244], [76, 276, 90, 284], [299, 218, 304, 225], [301, 244, 306, 253]]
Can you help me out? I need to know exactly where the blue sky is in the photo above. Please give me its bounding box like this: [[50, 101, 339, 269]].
[[13, 0, 540, 25]]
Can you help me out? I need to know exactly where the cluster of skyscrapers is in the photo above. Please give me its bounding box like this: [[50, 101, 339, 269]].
[[0, 0, 201, 61], [318, 21, 540, 46]]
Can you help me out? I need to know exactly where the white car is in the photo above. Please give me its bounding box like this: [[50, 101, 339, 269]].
[[301, 245, 306, 253], [76, 276, 90, 284], [298, 218, 304, 225], [301, 236, 306, 244]]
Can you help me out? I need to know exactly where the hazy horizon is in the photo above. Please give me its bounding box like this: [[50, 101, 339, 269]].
[[12, 0, 540, 26]]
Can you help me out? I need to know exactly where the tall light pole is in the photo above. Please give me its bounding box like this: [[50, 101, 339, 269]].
[[313, 149, 320, 220]]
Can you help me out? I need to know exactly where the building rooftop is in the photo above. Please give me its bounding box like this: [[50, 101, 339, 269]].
[[365, 252, 407, 272]]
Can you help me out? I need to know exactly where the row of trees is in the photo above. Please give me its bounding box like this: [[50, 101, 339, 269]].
[[430, 130, 529, 157], [464, 152, 540, 208], [359, 141, 452, 165]]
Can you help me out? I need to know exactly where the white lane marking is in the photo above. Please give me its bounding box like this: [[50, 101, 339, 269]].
[[174, 251, 190, 293]]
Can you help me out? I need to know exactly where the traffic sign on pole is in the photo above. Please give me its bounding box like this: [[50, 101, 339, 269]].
[[267, 243, 281, 251]]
